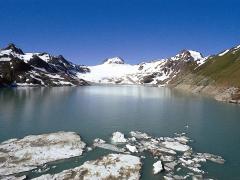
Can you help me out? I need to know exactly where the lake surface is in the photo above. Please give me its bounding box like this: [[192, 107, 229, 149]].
[[0, 85, 240, 179]]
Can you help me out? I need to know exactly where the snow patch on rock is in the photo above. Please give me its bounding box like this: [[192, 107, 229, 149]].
[[218, 49, 230, 56]]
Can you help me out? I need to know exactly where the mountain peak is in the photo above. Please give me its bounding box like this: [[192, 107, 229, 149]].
[[58, 55, 65, 59], [187, 50, 203, 60], [2, 43, 24, 55], [103, 57, 125, 64], [172, 49, 203, 61]]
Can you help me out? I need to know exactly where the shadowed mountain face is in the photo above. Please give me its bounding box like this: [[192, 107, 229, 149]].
[[0, 44, 89, 87]]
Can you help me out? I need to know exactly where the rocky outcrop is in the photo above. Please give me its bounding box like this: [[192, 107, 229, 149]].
[[171, 83, 240, 104]]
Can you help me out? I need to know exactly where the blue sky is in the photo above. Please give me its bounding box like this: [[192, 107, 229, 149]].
[[0, 0, 239, 65]]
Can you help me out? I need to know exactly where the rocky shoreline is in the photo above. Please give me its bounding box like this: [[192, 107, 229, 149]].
[[172, 83, 240, 104], [0, 131, 225, 180]]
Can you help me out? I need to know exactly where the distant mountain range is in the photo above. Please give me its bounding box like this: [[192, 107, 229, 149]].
[[77, 50, 205, 85], [1, 43, 240, 103]]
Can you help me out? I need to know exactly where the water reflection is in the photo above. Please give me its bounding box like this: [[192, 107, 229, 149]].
[[78, 85, 174, 99], [0, 85, 240, 179]]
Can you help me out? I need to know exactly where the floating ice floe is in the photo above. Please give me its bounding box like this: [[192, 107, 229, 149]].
[[153, 160, 164, 174], [130, 131, 151, 139], [87, 147, 93, 151], [111, 131, 127, 143], [0, 131, 225, 179], [161, 141, 191, 152], [127, 131, 224, 178], [164, 161, 178, 171], [194, 153, 225, 164], [1, 175, 26, 180], [126, 144, 138, 153], [179, 158, 204, 174], [164, 174, 189, 180], [93, 138, 106, 144], [174, 136, 190, 144], [93, 138, 125, 153], [34, 154, 142, 180], [0, 132, 86, 176], [128, 137, 137, 142], [160, 155, 175, 162]]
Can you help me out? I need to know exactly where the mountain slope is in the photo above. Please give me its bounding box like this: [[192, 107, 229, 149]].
[[170, 45, 240, 103], [0, 44, 89, 87], [195, 45, 240, 87]]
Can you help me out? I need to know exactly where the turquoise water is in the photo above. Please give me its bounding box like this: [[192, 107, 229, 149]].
[[0, 86, 240, 179]]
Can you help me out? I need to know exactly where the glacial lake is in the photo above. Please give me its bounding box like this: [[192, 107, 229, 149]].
[[0, 85, 240, 179]]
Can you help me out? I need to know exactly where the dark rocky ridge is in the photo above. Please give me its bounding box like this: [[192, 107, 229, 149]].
[[3, 43, 24, 55], [0, 44, 89, 87]]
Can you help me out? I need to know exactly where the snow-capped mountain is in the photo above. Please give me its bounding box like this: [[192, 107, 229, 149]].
[[77, 49, 205, 85], [1, 43, 239, 103], [103, 57, 125, 64], [0, 44, 89, 87], [169, 50, 202, 61], [0, 43, 208, 87]]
